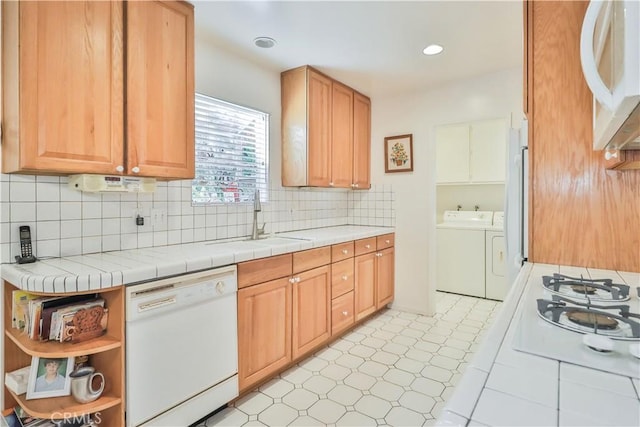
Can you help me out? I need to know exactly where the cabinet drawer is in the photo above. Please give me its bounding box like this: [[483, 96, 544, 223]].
[[331, 291, 354, 335], [331, 258, 354, 298], [238, 254, 292, 288], [376, 233, 395, 250], [332, 241, 354, 262], [354, 237, 376, 256], [293, 246, 331, 274]]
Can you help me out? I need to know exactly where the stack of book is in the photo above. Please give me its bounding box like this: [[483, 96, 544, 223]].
[[11, 292, 107, 343]]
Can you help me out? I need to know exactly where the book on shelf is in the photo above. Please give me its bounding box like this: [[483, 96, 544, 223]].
[[1, 407, 93, 427], [11, 291, 39, 331], [37, 294, 101, 341], [20, 294, 103, 342]]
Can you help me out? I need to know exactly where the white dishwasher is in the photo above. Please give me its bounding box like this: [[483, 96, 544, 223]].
[[125, 265, 238, 427]]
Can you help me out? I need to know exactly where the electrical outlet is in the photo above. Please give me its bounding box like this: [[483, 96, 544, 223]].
[[151, 209, 167, 227]]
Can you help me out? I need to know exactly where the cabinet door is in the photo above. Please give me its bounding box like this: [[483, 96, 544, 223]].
[[376, 247, 395, 308], [469, 118, 507, 183], [353, 93, 371, 189], [292, 265, 331, 359], [435, 124, 470, 183], [331, 82, 354, 188], [354, 252, 376, 320], [237, 278, 292, 391], [307, 69, 332, 186], [2, 1, 124, 174], [126, 0, 195, 179]]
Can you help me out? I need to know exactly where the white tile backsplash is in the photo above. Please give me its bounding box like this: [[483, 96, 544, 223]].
[[0, 175, 394, 259]]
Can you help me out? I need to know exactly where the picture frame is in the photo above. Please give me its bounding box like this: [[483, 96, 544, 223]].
[[384, 134, 414, 173], [26, 356, 74, 400]]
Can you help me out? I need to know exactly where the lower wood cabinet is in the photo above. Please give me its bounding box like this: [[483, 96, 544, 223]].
[[292, 265, 331, 359], [355, 234, 396, 319], [354, 252, 377, 320], [331, 291, 355, 335], [376, 247, 395, 307], [237, 233, 394, 393], [237, 277, 292, 391]]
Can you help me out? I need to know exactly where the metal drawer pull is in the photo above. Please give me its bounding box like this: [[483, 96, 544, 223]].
[[342, 311, 349, 316], [376, 253, 382, 257], [385, 239, 390, 244], [342, 275, 348, 281], [342, 249, 348, 254], [289, 278, 295, 284], [365, 244, 371, 249]]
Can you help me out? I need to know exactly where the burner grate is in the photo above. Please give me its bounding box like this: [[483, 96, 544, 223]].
[[536, 296, 640, 340], [542, 273, 630, 302]]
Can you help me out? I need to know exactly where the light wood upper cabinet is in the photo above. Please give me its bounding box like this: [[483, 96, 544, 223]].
[[2, 1, 124, 175], [281, 65, 371, 189], [353, 93, 372, 189], [1, 0, 194, 179], [126, 0, 194, 179], [331, 82, 354, 188], [307, 69, 333, 186]]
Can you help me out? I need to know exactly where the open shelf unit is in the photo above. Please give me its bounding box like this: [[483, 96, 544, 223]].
[[3, 281, 125, 425]]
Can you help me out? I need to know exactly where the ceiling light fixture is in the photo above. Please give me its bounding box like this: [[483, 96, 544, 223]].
[[253, 37, 277, 49], [423, 44, 444, 56]]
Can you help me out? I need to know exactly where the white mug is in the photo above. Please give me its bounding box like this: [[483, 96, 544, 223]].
[[69, 366, 105, 403]]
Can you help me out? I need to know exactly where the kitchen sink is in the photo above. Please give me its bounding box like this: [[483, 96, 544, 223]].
[[203, 236, 310, 246]]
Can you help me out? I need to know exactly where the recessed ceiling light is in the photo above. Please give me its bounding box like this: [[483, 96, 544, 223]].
[[423, 44, 444, 56], [254, 37, 277, 49]]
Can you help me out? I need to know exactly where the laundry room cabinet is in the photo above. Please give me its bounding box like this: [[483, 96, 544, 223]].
[[435, 118, 508, 184], [281, 65, 371, 189], [1, 0, 194, 179]]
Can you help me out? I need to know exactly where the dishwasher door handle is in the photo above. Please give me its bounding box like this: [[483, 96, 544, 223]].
[[138, 296, 177, 313]]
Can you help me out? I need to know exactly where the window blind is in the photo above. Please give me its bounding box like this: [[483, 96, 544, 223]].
[[192, 93, 269, 204]]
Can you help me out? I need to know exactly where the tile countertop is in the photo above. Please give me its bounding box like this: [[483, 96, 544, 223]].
[[437, 262, 640, 427], [0, 225, 395, 294]]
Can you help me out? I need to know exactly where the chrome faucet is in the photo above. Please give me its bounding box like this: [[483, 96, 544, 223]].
[[456, 205, 462, 211], [251, 189, 266, 240], [474, 205, 480, 211]]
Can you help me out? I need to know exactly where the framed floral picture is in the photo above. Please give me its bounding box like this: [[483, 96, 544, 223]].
[[384, 134, 413, 173]]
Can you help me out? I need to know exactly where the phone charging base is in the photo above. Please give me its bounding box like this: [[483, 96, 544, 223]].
[[15, 255, 37, 264]]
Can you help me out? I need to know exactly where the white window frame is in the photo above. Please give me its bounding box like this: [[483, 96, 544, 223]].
[[192, 93, 269, 205]]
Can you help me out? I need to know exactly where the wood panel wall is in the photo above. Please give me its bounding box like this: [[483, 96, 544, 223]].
[[527, 1, 640, 272]]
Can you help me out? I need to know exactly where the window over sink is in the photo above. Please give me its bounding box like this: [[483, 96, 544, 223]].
[[192, 93, 269, 204]]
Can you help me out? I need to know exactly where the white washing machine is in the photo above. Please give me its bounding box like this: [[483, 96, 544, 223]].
[[436, 211, 493, 298], [486, 212, 506, 300]]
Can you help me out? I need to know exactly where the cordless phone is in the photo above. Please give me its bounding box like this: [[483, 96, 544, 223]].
[[16, 225, 36, 264]]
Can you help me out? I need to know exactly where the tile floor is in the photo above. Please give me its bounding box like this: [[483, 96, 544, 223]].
[[200, 292, 501, 427]]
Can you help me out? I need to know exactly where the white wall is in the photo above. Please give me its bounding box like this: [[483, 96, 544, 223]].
[[195, 31, 283, 189], [371, 67, 522, 315]]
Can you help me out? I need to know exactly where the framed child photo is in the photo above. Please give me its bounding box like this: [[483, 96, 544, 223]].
[[26, 356, 74, 400], [384, 134, 414, 173]]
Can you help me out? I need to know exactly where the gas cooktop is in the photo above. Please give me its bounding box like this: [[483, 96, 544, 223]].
[[513, 269, 640, 379]]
